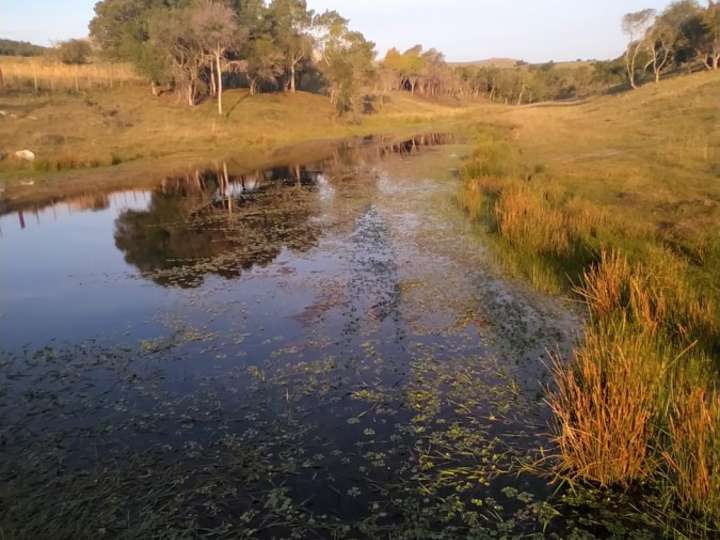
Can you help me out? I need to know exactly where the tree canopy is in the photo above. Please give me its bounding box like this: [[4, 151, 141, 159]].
[[87, 0, 720, 111]]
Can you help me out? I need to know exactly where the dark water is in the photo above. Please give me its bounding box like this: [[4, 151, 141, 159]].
[[0, 135, 650, 538]]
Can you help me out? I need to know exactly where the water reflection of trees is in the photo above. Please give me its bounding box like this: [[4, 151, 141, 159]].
[[114, 168, 322, 288], [113, 133, 453, 288]]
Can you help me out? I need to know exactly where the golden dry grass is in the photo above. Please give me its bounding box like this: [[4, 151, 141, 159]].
[[494, 183, 569, 256], [0, 56, 141, 92], [458, 72, 720, 532], [663, 385, 720, 523], [550, 249, 720, 527], [548, 323, 660, 487]]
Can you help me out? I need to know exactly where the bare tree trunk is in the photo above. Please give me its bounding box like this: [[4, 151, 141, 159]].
[[250, 78, 257, 96], [697, 49, 714, 71], [215, 53, 223, 116], [290, 61, 296, 93], [626, 42, 642, 89]]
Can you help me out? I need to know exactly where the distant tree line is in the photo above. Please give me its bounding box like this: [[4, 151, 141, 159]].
[[0, 39, 47, 57], [77, 0, 720, 111], [89, 0, 376, 116], [381, 0, 720, 104]]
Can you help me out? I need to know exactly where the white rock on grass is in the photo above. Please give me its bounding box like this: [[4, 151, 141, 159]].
[[15, 150, 36, 162]]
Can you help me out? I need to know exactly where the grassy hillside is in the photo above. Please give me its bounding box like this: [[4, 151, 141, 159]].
[[459, 70, 720, 536], [504, 70, 720, 262], [451, 58, 521, 68], [451, 58, 592, 69]]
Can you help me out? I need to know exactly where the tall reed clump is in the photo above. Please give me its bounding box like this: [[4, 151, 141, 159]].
[[663, 385, 720, 526], [548, 322, 663, 486], [458, 128, 720, 532], [552, 250, 720, 531]]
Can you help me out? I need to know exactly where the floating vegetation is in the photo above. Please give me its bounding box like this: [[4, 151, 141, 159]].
[[0, 138, 660, 538]]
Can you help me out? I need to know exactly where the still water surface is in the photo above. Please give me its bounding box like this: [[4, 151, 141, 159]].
[[0, 135, 646, 538]]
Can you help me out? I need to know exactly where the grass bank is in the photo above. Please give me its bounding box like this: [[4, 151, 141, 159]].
[[458, 71, 720, 536], [0, 67, 472, 210]]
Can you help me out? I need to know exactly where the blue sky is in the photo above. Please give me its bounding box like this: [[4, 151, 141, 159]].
[[2, 0, 676, 62]]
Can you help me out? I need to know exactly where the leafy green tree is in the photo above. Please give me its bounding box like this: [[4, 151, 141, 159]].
[[644, 18, 677, 82], [314, 10, 376, 115], [90, 0, 192, 94], [268, 0, 314, 92], [622, 9, 656, 89], [90, 0, 187, 60], [650, 1, 720, 71], [246, 36, 283, 94], [698, 1, 720, 69], [382, 45, 426, 95], [659, 0, 702, 68], [191, 0, 245, 115], [148, 6, 205, 105]]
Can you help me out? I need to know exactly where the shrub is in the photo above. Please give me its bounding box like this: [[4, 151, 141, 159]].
[[56, 40, 92, 65]]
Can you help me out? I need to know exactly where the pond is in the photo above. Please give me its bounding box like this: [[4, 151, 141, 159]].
[[0, 135, 650, 538]]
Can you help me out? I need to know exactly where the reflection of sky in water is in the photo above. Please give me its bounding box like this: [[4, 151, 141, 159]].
[[316, 173, 335, 203], [0, 192, 176, 348], [0, 134, 455, 350], [0, 137, 593, 538]]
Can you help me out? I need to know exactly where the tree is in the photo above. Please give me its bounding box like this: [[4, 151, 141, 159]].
[[90, 0, 189, 60], [314, 10, 376, 115], [90, 0, 192, 94], [191, 0, 245, 115], [148, 7, 205, 106], [698, 1, 720, 69], [622, 9, 657, 89], [268, 0, 314, 93], [401, 46, 426, 95], [0, 39, 47, 57], [645, 18, 677, 82], [382, 46, 426, 95], [420, 48, 449, 97], [246, 36, 283, 94], [56, 39, 93, 65]]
